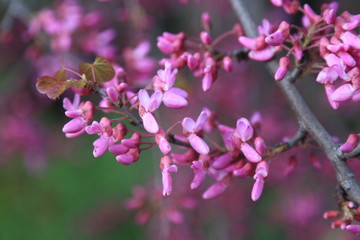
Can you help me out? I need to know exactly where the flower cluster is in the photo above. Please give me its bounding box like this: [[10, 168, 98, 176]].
[[32, 0, 360, 237]]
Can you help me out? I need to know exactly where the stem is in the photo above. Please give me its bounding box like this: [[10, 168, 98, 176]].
[[264, 126, 308, 158], [228, 0, 360, 203]]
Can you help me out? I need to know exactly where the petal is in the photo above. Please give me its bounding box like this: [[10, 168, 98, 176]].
[[93, 136, 109, 158], [265, 31, 285, 46], [340, 31, 360, 50], [163, 91, 188, 109], [168, 87, 188, 98], [116, 153, 135, 165], [142, 112, 159, 134], [236, 118, 254, 141], [62, 117, 86, 133], [65, 110, 82, 118], [202, 181, 228, 199], [188, 133, 209, 155], [233, 162, 253, 178], [251, 178, 264, 201], [346, 225, 360, 235], [254, 137, 266, 155], [316, 67, 338, 84], [109, 144, 129, 155], [331, 83, 355, 102], [222, 131, 235, 151], [162, 165, 178, 196], [85, 121, 103, 135], [182, 117, 196, 133], [138, 89, 150, 109], [63, 97, 73, 111], [248, 46, 276, 61], [147, 91, 163, 112], [202, 72, 213, 92], [159, 137, 172, 155], [325, 84, 340, 109], [65, 128, 85, 138], [194, 111, 208, 132], [212, 153, 233, 169], [190, 161, 206, 190], [241, 143, 262, 163]]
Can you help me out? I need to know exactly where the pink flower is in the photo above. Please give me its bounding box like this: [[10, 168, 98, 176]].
[[182, 111, 210, 155], [251, 161, 269, 201], [153, 63, 188, 108], [346, 225, 360, 235], [116, 148, 140, 165], [138, 89, 163, 133], [331, 83, 356, 102], [200, 31, 212, 45], [265, 21, 290, 46], [235, 118, 262, 163], [202, 179, 229, 199], [212, 153, 233, 170], [155, 130, 172, 155], [238, 20, 281, 62], [86, 117, 115, 157], [62, 94, 94, 138], [157, 32, 185, 55], [191, 160, 207, 189], [161, 155, 178, 196], [274, 56, 290, 81]]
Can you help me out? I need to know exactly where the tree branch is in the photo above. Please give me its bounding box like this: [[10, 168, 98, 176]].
[[228, 0, 360, 203]]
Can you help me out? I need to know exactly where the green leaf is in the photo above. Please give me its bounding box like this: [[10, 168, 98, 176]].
[[78, 56, 115, 83], [73, 78, 87, 88], [54, 69, 67, 82], [36, 70, 73, 100]]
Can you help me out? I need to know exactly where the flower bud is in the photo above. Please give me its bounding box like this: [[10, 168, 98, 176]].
[[222, 56, 233, 72], [254, 137, 266, 155], [202, 180, 228, 199], [339, 134, 359, 153], [200, 31, 212, 45], [274, 56, 290, 81], [201, 12, 212, 32], [106, 87, 119, 102]]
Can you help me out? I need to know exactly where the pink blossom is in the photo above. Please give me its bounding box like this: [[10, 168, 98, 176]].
[[265, 21, 290, 46], [346, 225, 360, 235], [190, 160, 207, 189], [274, 56, 290, 81], [157, 32, 185, 55], [222, 56, 233, 72], [251, 161, 269, 201], [201, 12, 212, 32], [62, 94, 94, 138], [161, 162, 178, 196], [182, 111, 210, 154], [200, 31, 212, 45], [155, 130, 172, 155], [153, 63, 188, 108], [116, 148, 140, 165], [86, 117, 115, 158], [202, 180, 229, 199], [138, 90, 163, 133], [212, 153, 233, 170], [331, 83, 355, 102]]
